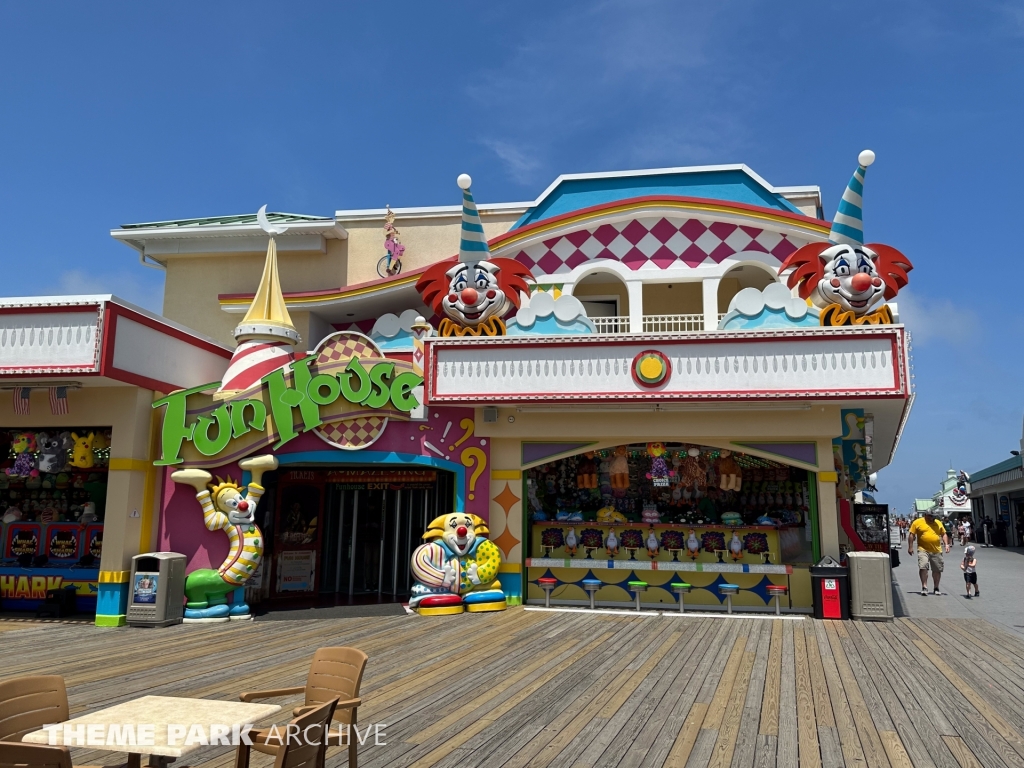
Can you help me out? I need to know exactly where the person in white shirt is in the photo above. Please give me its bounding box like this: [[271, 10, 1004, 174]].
[[960, 545, 979, 598]]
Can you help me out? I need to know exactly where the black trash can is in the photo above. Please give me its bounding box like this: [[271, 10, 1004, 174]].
[[810, 555, 850, 620]]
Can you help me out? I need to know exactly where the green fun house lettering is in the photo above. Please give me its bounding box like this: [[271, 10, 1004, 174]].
[[152, 358, 422, 464]]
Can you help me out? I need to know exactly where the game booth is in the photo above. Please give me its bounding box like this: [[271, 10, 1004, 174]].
[[143, 155, 912, 620]]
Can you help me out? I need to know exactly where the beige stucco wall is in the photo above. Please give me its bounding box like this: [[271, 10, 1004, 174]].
[[0, 386, 158, 573], [342, 211, 522, 287], [642, 282, 702, 315], [158, 211, 522, 347]]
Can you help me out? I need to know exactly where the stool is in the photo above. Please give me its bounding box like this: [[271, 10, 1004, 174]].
[[582, 578, 602, 610], [537, 577, 558, 608], [718, 583, 740, 614], [766, 584, 789, 615], [671, 582, 692, 613], [628, 580, 648, 612]]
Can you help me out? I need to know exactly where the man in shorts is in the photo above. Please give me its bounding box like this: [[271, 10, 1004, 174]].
[[907, 510, 951, 595]]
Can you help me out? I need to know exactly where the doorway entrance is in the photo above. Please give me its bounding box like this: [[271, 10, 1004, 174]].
[[267, 467, 455, 605]]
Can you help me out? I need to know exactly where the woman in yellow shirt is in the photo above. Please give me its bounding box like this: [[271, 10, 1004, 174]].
[[907, 511, 951, 596]]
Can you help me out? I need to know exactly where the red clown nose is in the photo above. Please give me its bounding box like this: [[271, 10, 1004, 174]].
[[237, 500, 249, 512], [457, 526, 468, 537], [851, 272, 872, 291], [460, 287, 479, 304]]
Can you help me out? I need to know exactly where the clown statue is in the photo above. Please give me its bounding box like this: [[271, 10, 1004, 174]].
[[779, 150, 914, 327], [409, 511, 507, 615], [415, 174, 534, 337], [171, 455, 278, 622]]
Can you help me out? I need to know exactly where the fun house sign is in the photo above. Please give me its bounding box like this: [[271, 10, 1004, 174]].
[[153, 354, 422, 467]]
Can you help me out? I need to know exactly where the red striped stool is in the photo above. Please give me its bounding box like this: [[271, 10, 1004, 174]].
[[766, 584, 789, 615], [537, 577, 558, 608]]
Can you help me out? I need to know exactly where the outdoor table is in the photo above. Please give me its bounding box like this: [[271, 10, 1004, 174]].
[[22, 694, 281, 768]]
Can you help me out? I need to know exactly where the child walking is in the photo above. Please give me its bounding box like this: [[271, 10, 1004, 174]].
[[960, 545, 979, 598]]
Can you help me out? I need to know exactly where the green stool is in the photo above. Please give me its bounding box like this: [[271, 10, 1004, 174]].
[[718, 583, 740, 614], [628, 580, 648, 612], [671, 582, 692, 613]]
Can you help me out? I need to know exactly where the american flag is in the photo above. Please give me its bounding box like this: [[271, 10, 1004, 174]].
[[13, 387, 31, 415], [49, 386, 69, 416]]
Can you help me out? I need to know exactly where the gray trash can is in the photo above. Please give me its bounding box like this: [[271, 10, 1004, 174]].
[[127, 552, 187, 627], [846, 551, 893, 621]]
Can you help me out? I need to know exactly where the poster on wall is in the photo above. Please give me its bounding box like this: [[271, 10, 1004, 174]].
[[276, 550, 315, 592]]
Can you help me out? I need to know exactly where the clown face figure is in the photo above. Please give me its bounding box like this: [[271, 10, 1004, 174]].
[[212, 483, 256, 526], [440, 512, 479, 556], [441, 261, 509, 328], [812, 243, 886, 314]]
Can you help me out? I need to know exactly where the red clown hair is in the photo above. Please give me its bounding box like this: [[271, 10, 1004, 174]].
[[415, 257, 534, 315], [778, 242, 913, 301]]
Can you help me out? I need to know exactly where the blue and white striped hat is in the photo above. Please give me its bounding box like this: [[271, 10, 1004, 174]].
[[829, 150, 876, 247], [457, 173, 490, 263]]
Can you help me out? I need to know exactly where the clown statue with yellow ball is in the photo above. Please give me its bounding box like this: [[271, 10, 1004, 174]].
[[409, 512, 507, 615]]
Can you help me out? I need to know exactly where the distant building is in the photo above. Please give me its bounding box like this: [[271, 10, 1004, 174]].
[[968, 421, 1024, 546]]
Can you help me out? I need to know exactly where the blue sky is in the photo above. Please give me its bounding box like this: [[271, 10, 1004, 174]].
[[1, 1, 1022, 511]]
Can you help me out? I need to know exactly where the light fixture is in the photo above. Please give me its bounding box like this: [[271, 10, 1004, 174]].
[[1012, 451, 1020, 456]]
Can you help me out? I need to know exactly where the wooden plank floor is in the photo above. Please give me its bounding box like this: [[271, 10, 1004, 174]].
[[2, 610, 1024, 767]]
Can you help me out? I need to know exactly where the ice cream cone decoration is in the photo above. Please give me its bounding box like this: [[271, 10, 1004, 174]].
[[218, 206, 301, 395]]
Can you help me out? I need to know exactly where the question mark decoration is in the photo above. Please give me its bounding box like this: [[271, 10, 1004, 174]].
[[450, 418, 474, 451], [461, 447, 486, 501]]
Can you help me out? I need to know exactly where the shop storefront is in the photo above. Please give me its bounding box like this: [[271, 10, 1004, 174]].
[[0, 295, 230, 623], [113, 152, 913, 618]]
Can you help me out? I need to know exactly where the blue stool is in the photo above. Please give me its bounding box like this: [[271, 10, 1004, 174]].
[[671, 582, 692, 613], [582, 578, 602, 609], [628, 580, 648, 612], [719, 583, 740, 614]]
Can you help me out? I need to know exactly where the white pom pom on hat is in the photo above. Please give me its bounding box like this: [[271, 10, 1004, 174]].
[[858, 149, 876, 167], [457, 173, 473, 190]]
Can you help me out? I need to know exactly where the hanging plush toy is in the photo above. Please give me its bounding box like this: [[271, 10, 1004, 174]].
[[576, 451, 598, 489], [717, 450, 742, 491], [6, 432, 39, 478], [69, 432, 95, 469], [610, 445, 630, 489], [646, 443, 670, 486]]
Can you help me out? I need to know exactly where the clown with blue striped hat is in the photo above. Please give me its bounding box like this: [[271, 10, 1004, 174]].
[[415, 174, 534, 336], [779, 150, 914, 326]]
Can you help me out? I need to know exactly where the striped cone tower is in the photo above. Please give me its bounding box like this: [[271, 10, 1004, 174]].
[[829, 149, 875, 247], [217, 236, 300, 395], [457, 173, 489, 264]]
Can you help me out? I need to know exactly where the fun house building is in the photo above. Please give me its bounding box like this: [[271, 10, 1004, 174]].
[[0, 154, 914, 625]]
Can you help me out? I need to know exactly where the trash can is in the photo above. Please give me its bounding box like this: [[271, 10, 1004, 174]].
[[127, 552, 187, 627], [810, 555, 850, 620], [846, 551, 893, 621]]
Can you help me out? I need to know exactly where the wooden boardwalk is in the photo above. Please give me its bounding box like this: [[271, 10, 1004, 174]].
[[3, 607, 1024, 767]]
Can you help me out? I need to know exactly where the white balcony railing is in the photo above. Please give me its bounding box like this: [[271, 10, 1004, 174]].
[[590, 316, 631, 334], [592, 313, 718, 334], [643, 313, 704, 333]]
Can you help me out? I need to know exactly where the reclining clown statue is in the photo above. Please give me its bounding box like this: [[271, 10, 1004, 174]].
[[779, 150, 913, 327], [415, 174, 533, 337], [409, 511, 508, 615]]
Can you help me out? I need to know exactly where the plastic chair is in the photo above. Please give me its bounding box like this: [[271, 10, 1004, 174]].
[[240, 647, 366, 768], [718, 583, 740, 614], [671, 582, 692, 613], [0, 744, 77, 768], [0, 675, 70, 743], [582, 578, 602, 609], [766, 584, 789, 615], [628, 580, 648, 611], [235, 698, 338, 768], [537, 577, 558, 608]]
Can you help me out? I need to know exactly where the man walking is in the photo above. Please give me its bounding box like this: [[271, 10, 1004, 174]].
[[907, 510, 951, 595]]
